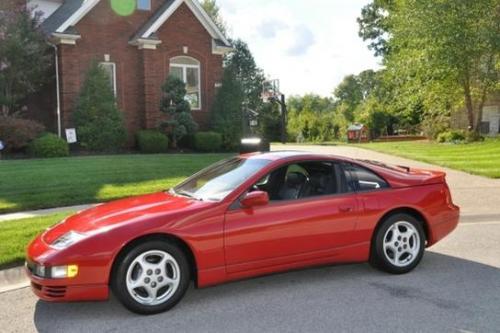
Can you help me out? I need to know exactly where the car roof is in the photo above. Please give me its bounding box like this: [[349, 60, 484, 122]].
[[241, 150, 352, 162]]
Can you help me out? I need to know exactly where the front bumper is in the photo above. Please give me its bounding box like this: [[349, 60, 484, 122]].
[[26, 263, 109, 302]]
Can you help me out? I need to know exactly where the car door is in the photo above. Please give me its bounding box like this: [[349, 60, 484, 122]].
[[224, 161, 359, 274]]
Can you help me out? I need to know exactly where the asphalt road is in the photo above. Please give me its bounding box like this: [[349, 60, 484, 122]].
[[1, 145, 499, 333]]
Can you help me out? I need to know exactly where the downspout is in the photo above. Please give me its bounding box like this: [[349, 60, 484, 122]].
[[47, 41, 62, 138]]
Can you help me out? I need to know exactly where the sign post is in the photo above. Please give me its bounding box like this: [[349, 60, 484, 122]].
[[65, 128, 77, 144], [262, 79, 287, 144]]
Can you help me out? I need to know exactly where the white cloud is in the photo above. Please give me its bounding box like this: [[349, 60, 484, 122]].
[[257, 19, 288, 39], [286, 25, 315, 57], [217, 0, 381, 96]]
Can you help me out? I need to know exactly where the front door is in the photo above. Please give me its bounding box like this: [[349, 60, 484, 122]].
[[224, 161, 359, 273]]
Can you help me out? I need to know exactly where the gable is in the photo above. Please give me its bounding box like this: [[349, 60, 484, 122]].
[[129, 0, 230, 50], [40, 0, 231, 52]]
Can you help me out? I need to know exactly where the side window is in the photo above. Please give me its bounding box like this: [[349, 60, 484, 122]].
[[344, 163, 389, 192], [250, 161, 345, 202]]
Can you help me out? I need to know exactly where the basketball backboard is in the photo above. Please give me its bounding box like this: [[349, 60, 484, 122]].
[[261, 79, 280, 102]]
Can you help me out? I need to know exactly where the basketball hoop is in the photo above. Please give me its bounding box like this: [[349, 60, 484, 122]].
[[261, 79, 280, 102]]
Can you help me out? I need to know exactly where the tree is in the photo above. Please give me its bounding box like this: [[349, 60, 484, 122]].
[[224, 40, 266, 110], [211, 69, 244, 150], [333, 70, 379, 122], [287, 94, 337, 142], [160, 75, 198, 148], [392, 0, 499, 132], [211, 39, 266, 147], [360, 0, 500, 134], [0, 7, 51, 116], [200, 0, 228, 37], [74, 61, 127, 151], [357, 0, 394, 57]]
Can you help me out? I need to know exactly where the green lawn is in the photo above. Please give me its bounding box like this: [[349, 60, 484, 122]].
[[0, 154, 230, 214], [358, 138, 500, 178], [0, 213, 70, 269]]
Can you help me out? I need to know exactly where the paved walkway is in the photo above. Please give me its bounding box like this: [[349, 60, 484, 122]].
[[273, 144, 500, 221], [0, 204, 94, 223]]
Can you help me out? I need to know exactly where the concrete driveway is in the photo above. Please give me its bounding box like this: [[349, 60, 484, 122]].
[[0, 145, 499, 332]]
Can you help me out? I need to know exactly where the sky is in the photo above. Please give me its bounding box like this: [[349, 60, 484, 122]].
[[217, 0, 381, 97]]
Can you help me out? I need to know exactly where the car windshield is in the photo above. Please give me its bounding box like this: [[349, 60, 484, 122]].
[[171, 157, 271, 202]]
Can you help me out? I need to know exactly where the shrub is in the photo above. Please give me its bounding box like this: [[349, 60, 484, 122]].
[[136, 130, 169, 154], [0, 116, 45, 152], [437, 130, 466, 143], [74, 61, 127, 152], [194, 132, 222, 152], [29, 133, 69, 158], [178, 134, 195, 150], [160, 75, 198, 148], [465, 131, 485, 143]]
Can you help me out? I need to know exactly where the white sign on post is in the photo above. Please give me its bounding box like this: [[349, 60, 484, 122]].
[[65, 128, 77, 144]]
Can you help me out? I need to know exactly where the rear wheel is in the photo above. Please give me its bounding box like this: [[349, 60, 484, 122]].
[[370, 213, 425, 274], [112, 241, 191, 315]]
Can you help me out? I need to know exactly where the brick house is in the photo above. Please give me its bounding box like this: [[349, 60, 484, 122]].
[[19, 0, 232, 141]]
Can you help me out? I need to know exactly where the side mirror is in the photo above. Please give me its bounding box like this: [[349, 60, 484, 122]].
[[240, 191, 269, 208]]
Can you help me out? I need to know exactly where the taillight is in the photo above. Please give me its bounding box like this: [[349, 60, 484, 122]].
[[443, 182, 454, 205]]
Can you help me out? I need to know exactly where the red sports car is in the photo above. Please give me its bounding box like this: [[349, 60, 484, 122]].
[[26, 152, 459, 314]]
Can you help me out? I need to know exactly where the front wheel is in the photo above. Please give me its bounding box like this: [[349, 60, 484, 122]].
[[111, 241, 191, 315], [370, 214, 425, 274]]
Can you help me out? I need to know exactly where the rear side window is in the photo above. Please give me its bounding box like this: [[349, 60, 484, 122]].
[[344, 163, 389, 192]]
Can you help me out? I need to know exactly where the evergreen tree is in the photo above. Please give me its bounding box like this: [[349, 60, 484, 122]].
[[0, 7, 51, 115], [211, 68, 245, 150], [160, 75, 198, 148], [212, 40, 267, 149], [74, 61, 127, 151]]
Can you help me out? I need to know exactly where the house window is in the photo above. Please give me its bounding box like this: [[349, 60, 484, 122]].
[[137, 0, 151, 11], [99, 62, 117, 96], [169, 56, 201, 110]]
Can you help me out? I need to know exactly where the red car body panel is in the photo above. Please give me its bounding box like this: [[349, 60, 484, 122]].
[[26, 152, 459, 302]]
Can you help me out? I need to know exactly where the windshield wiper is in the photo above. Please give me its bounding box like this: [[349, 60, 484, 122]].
[[176, 190, 203, 201]]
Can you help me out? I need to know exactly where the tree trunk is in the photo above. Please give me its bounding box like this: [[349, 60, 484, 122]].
[[463, 80, 475, 131], [475, 86, 488, 134]]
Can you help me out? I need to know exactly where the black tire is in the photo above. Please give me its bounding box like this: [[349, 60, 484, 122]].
[[111, 240, 191, 315], [370, 213, 426, 274]]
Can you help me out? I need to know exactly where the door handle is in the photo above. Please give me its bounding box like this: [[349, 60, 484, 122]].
[[339, 206, 353, 213]]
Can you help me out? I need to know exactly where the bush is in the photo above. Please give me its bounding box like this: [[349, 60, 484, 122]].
[[0, 116, 45, 152], [74, 61, 127, 152], [136, 130, 169, 154], [177, 134, 195, 149], [194, 132, 222, 152], [29, 133, 69, 158], [465, 131, 485, 143], [437, 130, 466, 143]]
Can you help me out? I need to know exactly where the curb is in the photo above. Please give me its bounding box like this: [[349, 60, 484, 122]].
[[0, 266, 29, 293]]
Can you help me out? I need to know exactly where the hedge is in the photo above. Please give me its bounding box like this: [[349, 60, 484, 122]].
[[194, 132, 223, 152], [136, 130, 169, 154], [29, 133, 69, 158]]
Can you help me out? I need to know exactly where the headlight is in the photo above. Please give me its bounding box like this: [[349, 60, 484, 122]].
[[28, 263, 79, 279], [51, 231, 87, 250], [51, 265, 79, 279]]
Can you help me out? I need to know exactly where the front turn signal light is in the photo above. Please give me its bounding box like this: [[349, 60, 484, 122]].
[[51, 265, 79, 279]]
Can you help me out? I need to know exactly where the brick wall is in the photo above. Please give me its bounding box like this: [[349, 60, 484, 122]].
[[58, 0, 224, 144]]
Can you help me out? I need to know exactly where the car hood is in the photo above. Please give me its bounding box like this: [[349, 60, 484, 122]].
[[42, 192, 212, 244]]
